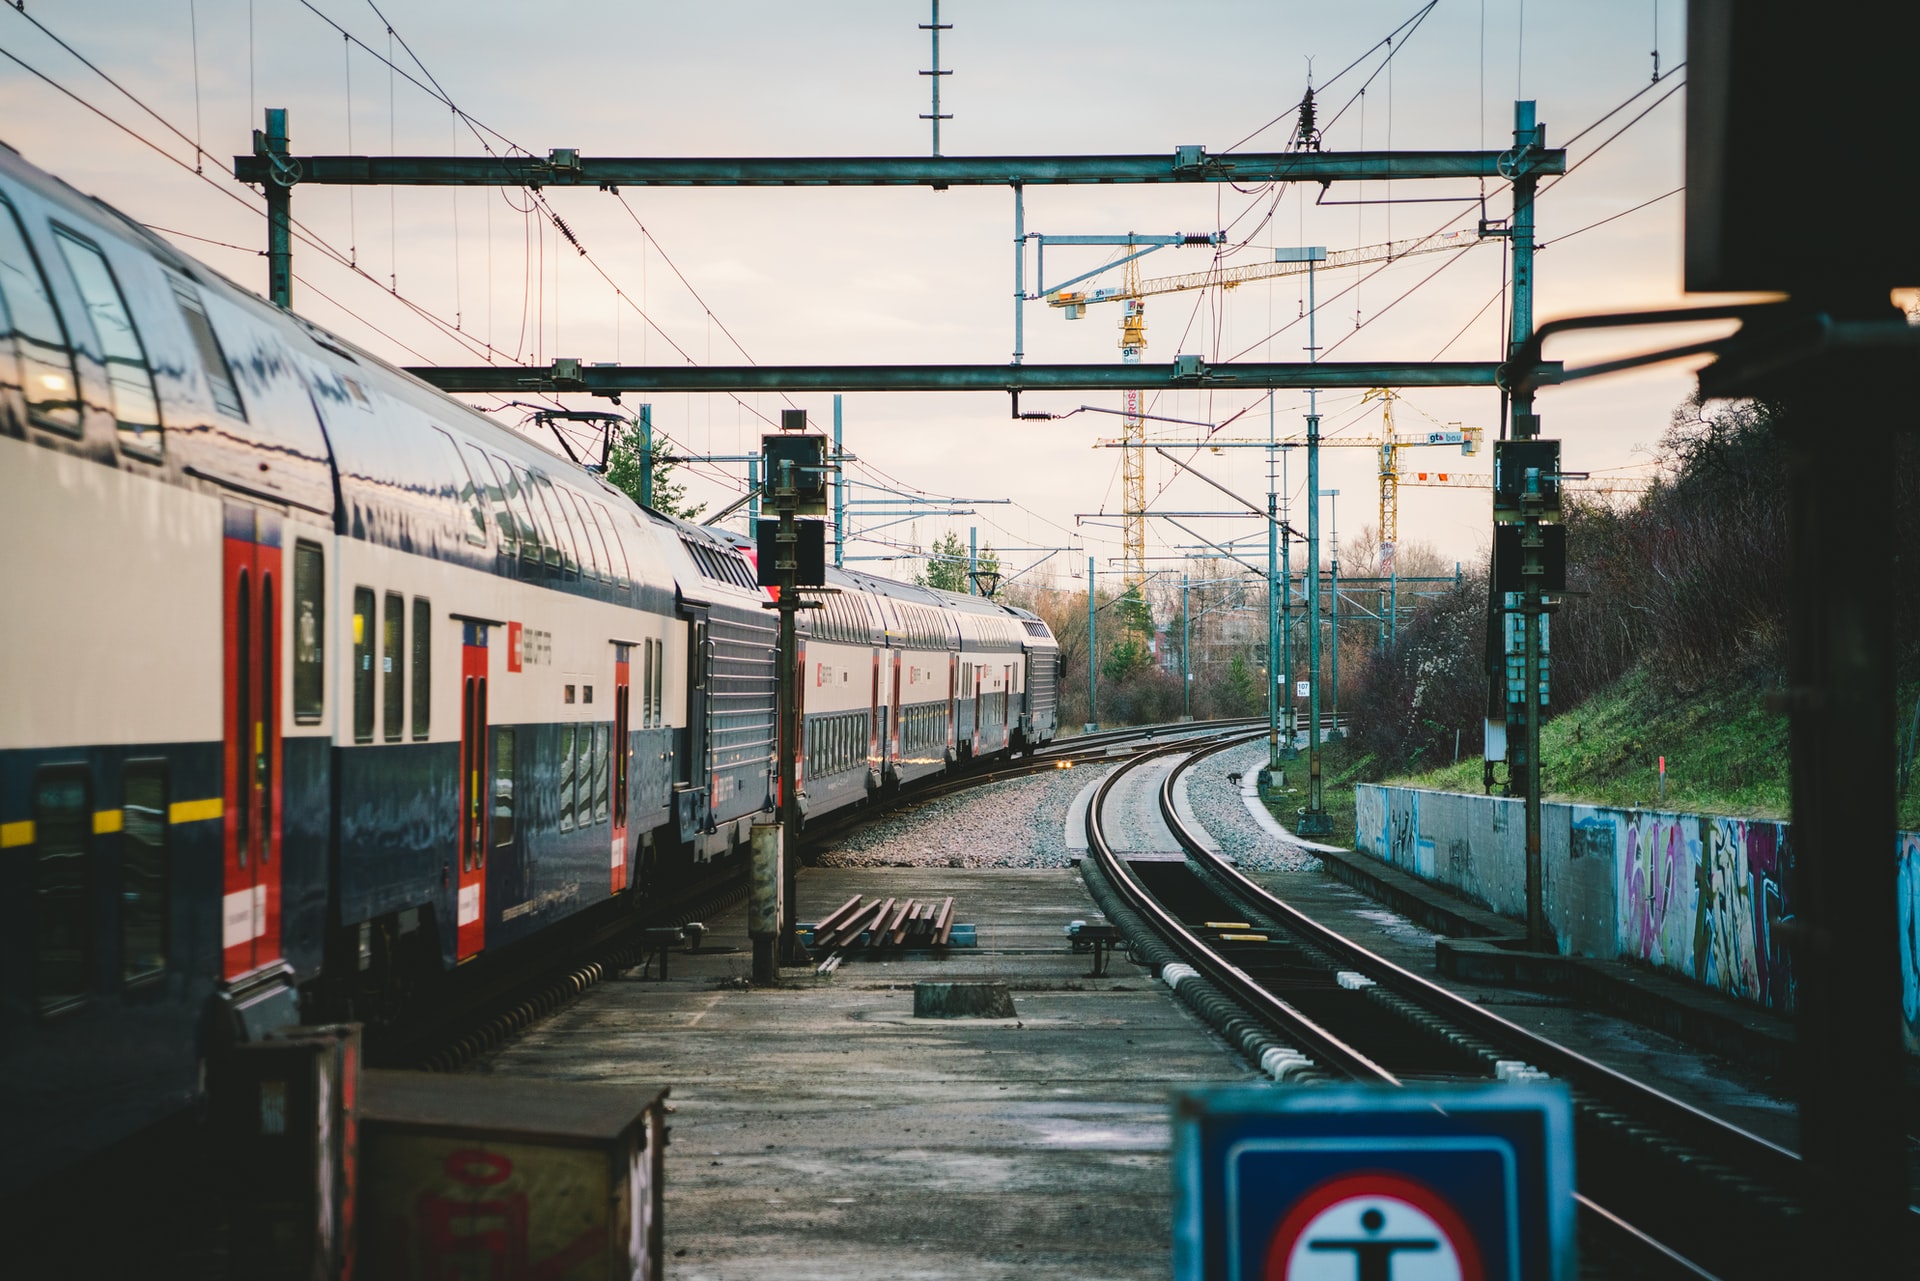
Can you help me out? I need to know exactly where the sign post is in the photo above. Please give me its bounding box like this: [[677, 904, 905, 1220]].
[[1172, 1083, 1575, 1280]]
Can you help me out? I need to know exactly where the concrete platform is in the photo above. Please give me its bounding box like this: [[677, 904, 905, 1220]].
[[470, 867, 1252, 1280]]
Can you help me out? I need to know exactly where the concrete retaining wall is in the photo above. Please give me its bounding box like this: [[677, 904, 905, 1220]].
[[1356, 784, 1920, 1050]]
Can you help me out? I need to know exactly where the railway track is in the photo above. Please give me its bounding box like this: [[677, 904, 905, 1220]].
[[1079, 734, 1915, 1280]]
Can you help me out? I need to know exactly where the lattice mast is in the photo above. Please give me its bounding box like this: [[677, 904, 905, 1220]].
[[1119, 254, 1148, 604]]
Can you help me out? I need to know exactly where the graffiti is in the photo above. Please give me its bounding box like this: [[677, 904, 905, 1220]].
[[1362, 785, 1913, 1036], [1616, 811, 1699, 977], [1901, 832, 1920, 1054]]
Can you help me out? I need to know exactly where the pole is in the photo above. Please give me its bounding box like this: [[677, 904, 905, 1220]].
[[772, 452, 808, 976], [833, 394, 845, 567], [1506, 100, 1545, 943], [1781, 367, 1905, 1274], [1086, 555, 1097, 731], [747, 456, 760, 525], [259, 108, 292, 308], [1182, 569, 1191, 720], [1012, 184, 1025, 365], [638, 404, 654, 509], [968, 526, 978, 594], [1281, 446, 1295, 759], [1521, 471, 1547, 950], [1328, 490, 1341, 740], [1267, 391, 1280, 769], [1298, 252, 1330, 835], [1390, 558, 1399, 649]]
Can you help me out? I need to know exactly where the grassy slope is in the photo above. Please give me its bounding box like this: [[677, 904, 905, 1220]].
[[1395, 668, 1920, 828]]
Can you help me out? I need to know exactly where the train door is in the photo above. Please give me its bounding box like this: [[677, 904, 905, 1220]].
[[611, 643, 631, 892], [947, 652, 957, 758], [221, 505, 284, 981], [868, 646, 881, 773], [890, 650, 904, 766], [456, 624, 489, 960]]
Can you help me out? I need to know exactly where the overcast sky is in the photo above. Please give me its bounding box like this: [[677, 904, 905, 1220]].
[[1, 2, 1720, 585]]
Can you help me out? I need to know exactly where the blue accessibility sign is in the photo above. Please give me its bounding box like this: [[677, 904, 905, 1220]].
[[1171, 1082, 1575, 1281]]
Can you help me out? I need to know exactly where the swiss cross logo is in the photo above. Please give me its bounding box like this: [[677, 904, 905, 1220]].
[[507, 622, 523, 672]]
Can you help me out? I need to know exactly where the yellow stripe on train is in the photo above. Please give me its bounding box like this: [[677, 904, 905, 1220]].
[[169, 797, 224, 824]]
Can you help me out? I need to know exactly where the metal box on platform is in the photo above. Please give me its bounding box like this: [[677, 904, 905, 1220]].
[[358, 1070, 668, 1281]]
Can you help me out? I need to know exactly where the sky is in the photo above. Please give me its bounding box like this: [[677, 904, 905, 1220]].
[[0, 1, 1727, 590]]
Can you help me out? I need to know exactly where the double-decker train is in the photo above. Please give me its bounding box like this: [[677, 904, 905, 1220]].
[[0, 139, 1059, 1195]]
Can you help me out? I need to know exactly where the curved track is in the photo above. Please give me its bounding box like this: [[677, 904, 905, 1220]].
[[1082, 735, 1897, 1280]]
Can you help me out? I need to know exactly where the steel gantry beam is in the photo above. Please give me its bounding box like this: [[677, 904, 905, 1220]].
[[405, 359, 1550, 396], [232, 147, 1562, 190]]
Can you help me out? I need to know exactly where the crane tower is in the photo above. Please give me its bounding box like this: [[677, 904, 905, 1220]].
[[1119, 254, 1147, 598]]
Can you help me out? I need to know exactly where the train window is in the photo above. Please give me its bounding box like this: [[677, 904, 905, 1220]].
[[501, 458, 546, 567], [464, 447, 518, 556], [382, 592, 404, 742], [653, 637, 664, 724], [532, 473, 579, 576], [167, 275, 245, 419], [33, 767, 90, 1014], [411, 597, 431, 740], [121, 761, 168, 984], [563, 489, 605, 581], [641, 640, 654, 729], [491, 728, 515, 846], [592, 724, 610, 824], [558, 725, 577, 833], [292, 542, 325, 723], [53, 229, 163, 458], [511, 462, 556, 569], [433, 427, 489, 547], [578, 724, 596, 825], [0, 198, 80, 434], [590, 502, 630, 588], [352, 587, 375, 744]]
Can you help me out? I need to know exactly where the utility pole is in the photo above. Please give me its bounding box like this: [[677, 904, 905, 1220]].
[[1504, 100, 1547, 948], [833, 394, 845, 567], [968, 526, 978, 594], [1182, 569, 1191, 720], [1281, 445, 1295, 759], [254, 108, 292, 308], [918, 0, 952, 156], [1282, 245, 1330, 836], [638, 403, 654, 508], [1266, 391, 1281, 770], [1326, 489, 1342, 740], [1085, 555, 1097, 731]]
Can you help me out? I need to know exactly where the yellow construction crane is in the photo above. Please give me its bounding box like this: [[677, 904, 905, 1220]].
[[1119, 254, 1147, 602], [1052, 229, 1482, 594]]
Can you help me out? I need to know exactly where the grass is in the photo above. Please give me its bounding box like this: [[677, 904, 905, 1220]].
[[1392, 667, 1920, 831], [1395, 667, 1794, 818], [1259, 733, 1374, 849]]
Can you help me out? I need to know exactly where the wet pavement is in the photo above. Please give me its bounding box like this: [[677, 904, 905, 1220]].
[[469, 866, 1250, 1280]]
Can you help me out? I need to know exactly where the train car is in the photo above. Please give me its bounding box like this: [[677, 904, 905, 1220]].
[[1006, 603, 1061, 749], [0, 135, 1059, 1198]]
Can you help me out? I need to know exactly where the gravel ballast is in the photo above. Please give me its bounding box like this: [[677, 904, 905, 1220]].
[[814, 762, 1115, 869], [1181, 739, 1323, 872]]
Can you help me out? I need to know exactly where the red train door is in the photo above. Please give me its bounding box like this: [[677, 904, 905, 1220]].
[[456, 624, 489, 960], [611, 644, 631, 892], [890, 650, 904, 764], [868, 648, 881, 770], [221, 505, 284, 980]]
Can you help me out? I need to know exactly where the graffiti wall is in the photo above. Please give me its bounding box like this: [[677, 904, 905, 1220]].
[[1902, 832, 1920, 1055], [1603, 809, 1793, 1012], [1357, 785, 1915, 1026]]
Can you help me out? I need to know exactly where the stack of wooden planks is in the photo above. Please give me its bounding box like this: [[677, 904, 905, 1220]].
[[810, 894, 956, 974]]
